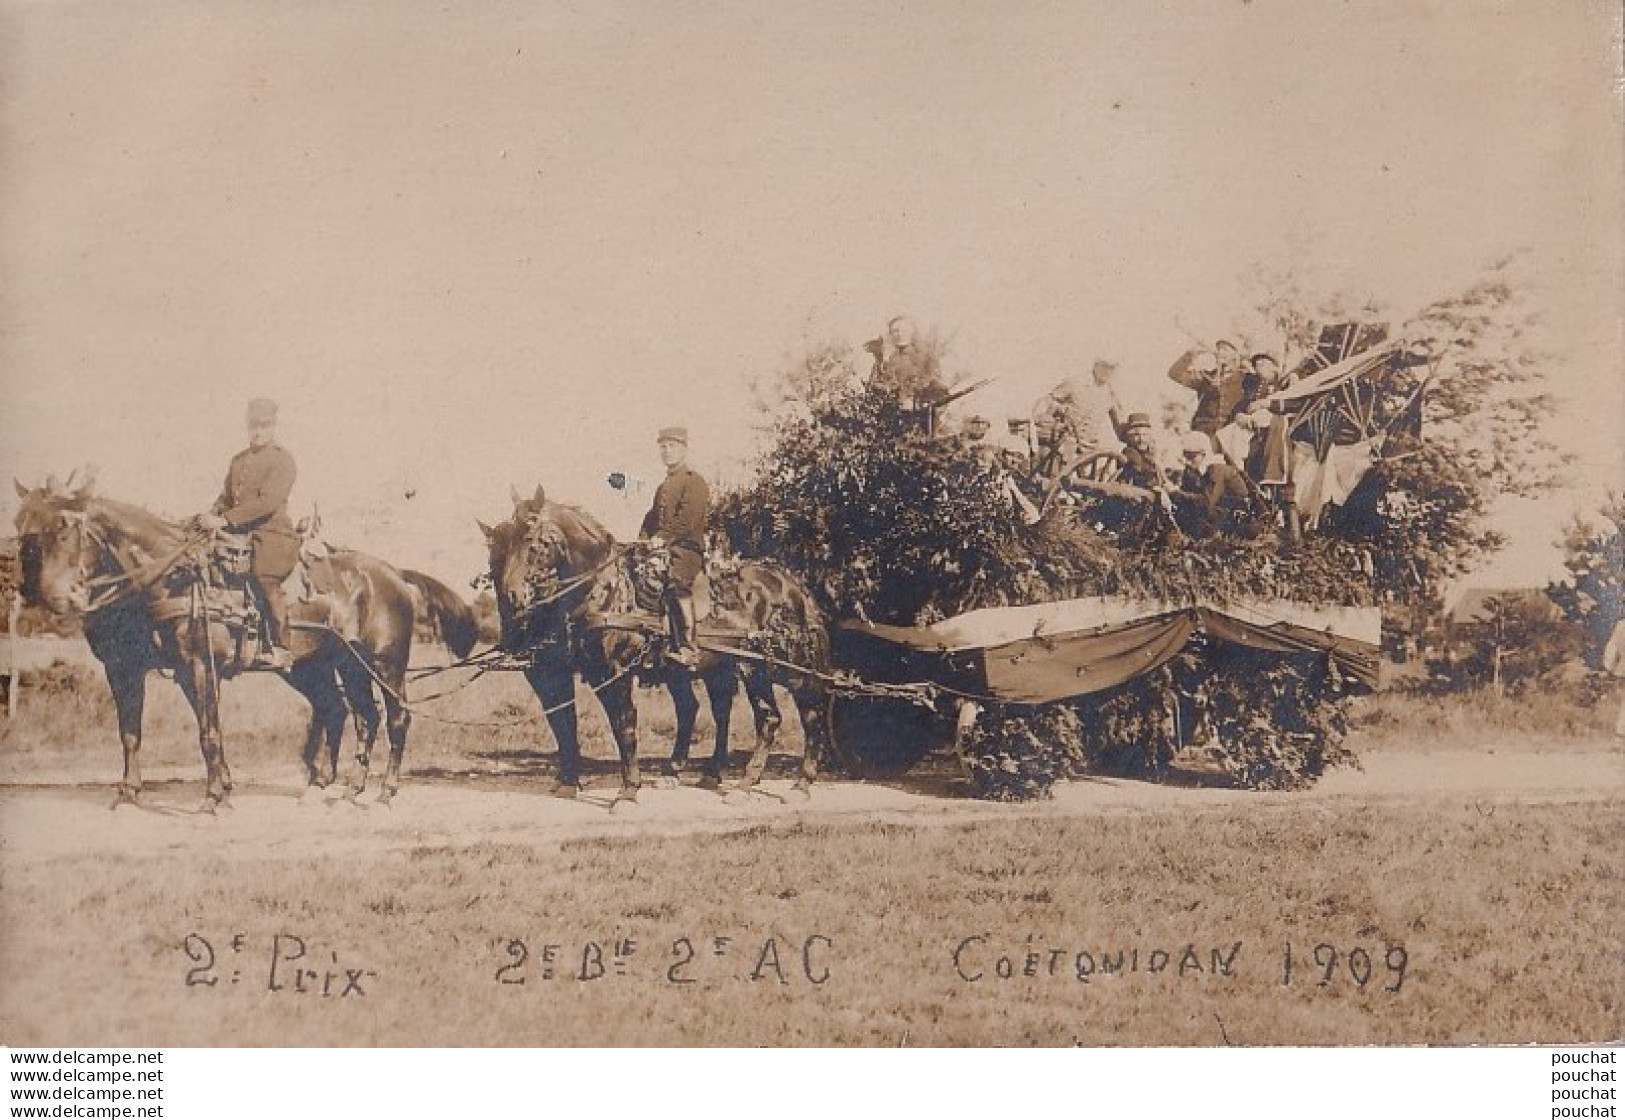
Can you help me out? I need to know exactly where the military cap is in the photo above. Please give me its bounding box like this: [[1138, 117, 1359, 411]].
[[656, 426, 688, 445], [246, 398, 278, 424], [1124, 412, 1153, 433]]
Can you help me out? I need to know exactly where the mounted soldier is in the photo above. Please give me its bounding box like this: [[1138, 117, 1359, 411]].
[[191, 398, 299, 670], [640, 425, 710, 670]]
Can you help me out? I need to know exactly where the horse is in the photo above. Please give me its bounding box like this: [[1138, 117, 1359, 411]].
[[479, 485, 833, 805], [13, 477, 477, 809]]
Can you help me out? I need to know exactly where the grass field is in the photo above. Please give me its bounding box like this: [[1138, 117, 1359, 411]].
[[1, 798, 1618, 1046], [1, 650, 1621, 1046]]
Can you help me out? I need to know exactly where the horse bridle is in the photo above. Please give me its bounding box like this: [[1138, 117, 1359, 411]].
[[24, 506, 202, 615], [500, 514, 629, 637]]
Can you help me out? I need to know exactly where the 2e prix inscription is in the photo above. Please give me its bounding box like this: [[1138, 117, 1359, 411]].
[[494, 934, 834, 987], [182, 932, 377, 998]]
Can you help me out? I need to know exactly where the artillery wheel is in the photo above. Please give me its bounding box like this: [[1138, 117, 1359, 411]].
[[1048, 451, 1126, 500], [829, 694, 951, 779]]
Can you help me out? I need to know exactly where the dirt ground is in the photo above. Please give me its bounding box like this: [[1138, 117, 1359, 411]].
[[3, 737, 1619, 867]]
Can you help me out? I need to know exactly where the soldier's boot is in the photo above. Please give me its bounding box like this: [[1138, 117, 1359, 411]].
[[256, 580, 294, 671], [667, 595, 699, 670]]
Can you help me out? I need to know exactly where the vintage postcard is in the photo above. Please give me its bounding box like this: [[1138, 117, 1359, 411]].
[[1, 0, 1620, 1054]]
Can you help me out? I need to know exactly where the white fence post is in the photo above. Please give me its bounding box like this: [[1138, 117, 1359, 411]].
[[7, 593, 20, 720]]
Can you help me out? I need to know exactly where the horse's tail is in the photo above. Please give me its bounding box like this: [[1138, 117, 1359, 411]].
[[400, 569, 480, 658]]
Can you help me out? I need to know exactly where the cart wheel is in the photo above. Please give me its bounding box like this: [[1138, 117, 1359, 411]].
[[1043, 451, 1127, 509], [829, 695, 950, 778]]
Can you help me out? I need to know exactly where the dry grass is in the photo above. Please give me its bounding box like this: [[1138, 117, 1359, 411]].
[[1, 799, 1618, 1046], [1352, 681, 1622, 750]]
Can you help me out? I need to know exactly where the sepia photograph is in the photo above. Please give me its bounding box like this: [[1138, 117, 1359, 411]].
[[1, 0, 1620, 1068]]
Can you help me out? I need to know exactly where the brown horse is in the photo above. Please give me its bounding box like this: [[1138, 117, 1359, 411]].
[[13, 478, 476, 809], [480, 485, 832, 804]]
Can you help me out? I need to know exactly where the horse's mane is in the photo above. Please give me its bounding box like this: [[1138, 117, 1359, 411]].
[[92, 497, 187, 545], [547, 502, 616, 550], [501, 498, 616, 570]]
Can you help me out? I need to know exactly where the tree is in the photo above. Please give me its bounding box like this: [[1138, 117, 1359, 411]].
[[1549, 493, 1625, 666]]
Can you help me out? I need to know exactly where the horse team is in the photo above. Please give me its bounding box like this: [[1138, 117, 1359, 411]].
[[13, 477, 833, 812]]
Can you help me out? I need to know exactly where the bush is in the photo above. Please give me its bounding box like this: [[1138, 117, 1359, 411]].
[[720, 388, 1369, 799]]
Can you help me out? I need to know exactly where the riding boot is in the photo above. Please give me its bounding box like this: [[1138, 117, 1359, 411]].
[[257, 580, 294, 671], [667, 595, 699, 670]]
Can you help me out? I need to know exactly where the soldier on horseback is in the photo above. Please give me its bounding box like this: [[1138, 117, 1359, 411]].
[[640, 425, 709, 670], [192, 398, 300, 670]]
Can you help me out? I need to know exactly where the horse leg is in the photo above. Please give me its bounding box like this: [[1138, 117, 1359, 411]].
[[527, 665, 582, 794], [174, 659, 229, 811], [789, 683, 831, 794], [739, 668, 782, 789], [337, 659, 381, 798], [287, 663, 338, 786], [103, 659, 148, 807], [286, 662, 344, 791], [590, 670, 641, 804], [665, 674, 699, 776], [698, 666, 738, 789], [376, 662, 413, 805]]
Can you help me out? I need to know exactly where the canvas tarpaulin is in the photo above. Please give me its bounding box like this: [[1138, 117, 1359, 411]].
[[834, 595, 1380, 704]]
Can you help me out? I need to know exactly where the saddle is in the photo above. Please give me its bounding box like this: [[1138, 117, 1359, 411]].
[[147, 531, 352, 674], [626, 546, 713, 621]]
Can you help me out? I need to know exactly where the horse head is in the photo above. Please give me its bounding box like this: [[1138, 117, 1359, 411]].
[[13, 477, 99, 614], [479, 488, 616, 651]]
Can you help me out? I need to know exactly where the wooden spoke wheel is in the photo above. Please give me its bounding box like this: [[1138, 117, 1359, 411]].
[[828, 694, 951, 778]]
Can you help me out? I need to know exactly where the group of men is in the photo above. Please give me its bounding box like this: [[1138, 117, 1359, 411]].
[[202, 324, 1297, 671], [922, 334, 1296, 534]]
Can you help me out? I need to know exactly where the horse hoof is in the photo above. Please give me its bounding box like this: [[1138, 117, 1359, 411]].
[[375, 790, 395, 808], [697, 773, 723, 791], [788, 782, 812, 802], [610, 790, 640, 813], [549, 781, 581, 801], [196, 799, 219, 817]]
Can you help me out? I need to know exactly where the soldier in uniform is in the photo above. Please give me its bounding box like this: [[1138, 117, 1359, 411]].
[[1118, 413, 1166, 490], [193, 398, 300, 670], [1030, 360, 1125, 478], [1167, 344, 1251, 446], [1174, 431, 1255, 537], [867, 315, 950, 430], [958, 413, 999, 467], [640, 426, 710, 669]]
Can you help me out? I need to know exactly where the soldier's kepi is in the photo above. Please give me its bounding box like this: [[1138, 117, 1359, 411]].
[[640, 425, 710, 670], [194, 398, 300, 670]]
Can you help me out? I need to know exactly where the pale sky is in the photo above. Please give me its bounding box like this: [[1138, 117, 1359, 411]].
[[2, 0, 1620, 586]]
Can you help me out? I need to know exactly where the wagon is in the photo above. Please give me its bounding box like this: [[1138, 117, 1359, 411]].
[[827, 593, 1381, 776]]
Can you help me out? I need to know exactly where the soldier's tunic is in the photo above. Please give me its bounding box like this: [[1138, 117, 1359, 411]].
[[213, 443, 299, 578], [1167, 350, 1253, 437], [1119, 444, 1165, 490], [871, 346, 948, 409], [640, 464, 710, 592]]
